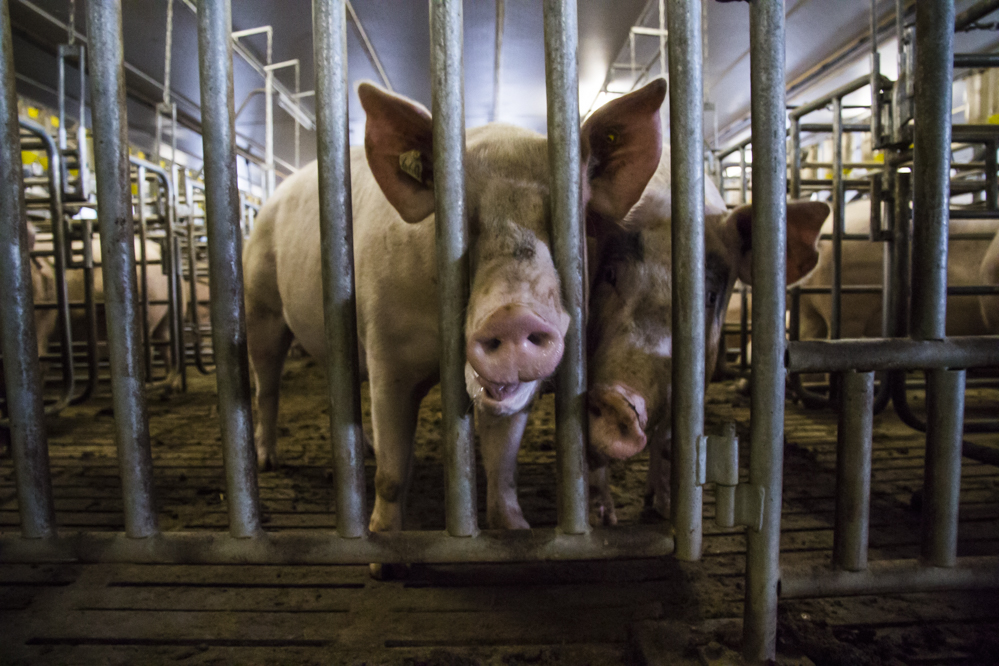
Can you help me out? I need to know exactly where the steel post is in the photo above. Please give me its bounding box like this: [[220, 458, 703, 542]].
[[86, 0, 158, 538], [543, 0, 588, 535], [312, 0, 366, 539], [430, 0, 478, 538], [197, 0, 262, 538], [911, 0, 954, 341], [789, 116, 800, 199], [921, 369, 965, 567], [833, 371, 873, 572], [831, 97, 844, 341], [744, 1, 787, 660], [136, 166, 153, 380], [0, 0, 56, 539], [667, 0, 704, 562]]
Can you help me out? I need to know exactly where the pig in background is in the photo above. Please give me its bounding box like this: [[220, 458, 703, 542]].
[[586, 152, 828, 525], [242, 80, 667, 546]]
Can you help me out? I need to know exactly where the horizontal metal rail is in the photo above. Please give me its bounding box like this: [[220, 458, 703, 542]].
[[786, 336, 999, 373], [0, 528, 674, 565], [782, 557, 999, 598]]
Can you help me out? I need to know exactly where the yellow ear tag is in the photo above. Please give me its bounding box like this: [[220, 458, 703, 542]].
[[399, 150, 423, 184], [606, 131, 618, 144]]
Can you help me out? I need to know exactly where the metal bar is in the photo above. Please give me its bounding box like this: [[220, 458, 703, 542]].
[[70, 216, 100, 405], [951, 124, 999, 142], [949, 209, 999, 219], [955, 0, 999, 31], [789, 76, 876, 120], [954, 53, 999, 68], [492, 0, 504, 122], [313, 0, 365, 540], [430, 0, 478, 538], [921, 369, 965, 567], [739, 284, 749, 373], [833, 371, 873, 572], [197, 0, 261, 538], [870, 0, 882, 145], [800, 123, 871, 133], [911, 0, 954, 341], [789, 117, 800, 199], [744, 1, 787, 660], [986, 141, 998, 210], [667, 0, 704, 563], [543, 0, 588, 535], [0, 526, 674, 565], [787, 337, 999, 373], [781, 557, 999, 598], [345, 0, 393, 91], [136, 166, 153, 380], [740, 145, 749, 204], [86, 0, 158, 538], [184, 176, 210, 375], [0, 0, 56, 539], [831, 97, 843, 341]]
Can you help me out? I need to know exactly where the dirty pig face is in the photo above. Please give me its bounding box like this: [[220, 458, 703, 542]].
[[465, 180, 569, 416]]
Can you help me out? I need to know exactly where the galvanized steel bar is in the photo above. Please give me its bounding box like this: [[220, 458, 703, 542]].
[[833, 371, 873, 572], [197, 0, 262, 538], [954, 53, 999, 69], [786, 336, 999, 373], [0, 526, 674, 564], [781, 556, 999, 598], [831, 97, 844, 341], [136, 166, 153, 380], [986, 141, 998, 211], [789, 117, 800, 199], [313, 0, 366, 539], [0, 0, 56, 539], [543, 0, 588, 535], [430, 0, 478, 538], [85, 0, 158, 538], [921, 369, 965, 568], [744, 1, 787, 660], [910, 0, 954, 341], [740, 145, 749, 204], [667, 0, 704, 562]]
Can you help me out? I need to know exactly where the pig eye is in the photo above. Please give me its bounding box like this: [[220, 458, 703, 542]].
[[602, 265, 617, 287], [706, 291, 719, 307]]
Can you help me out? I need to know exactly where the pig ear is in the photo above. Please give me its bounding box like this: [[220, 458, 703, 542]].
[[581, 78, 666, 224], [358, 82, 436, 223], [725, 200, 830, 285]]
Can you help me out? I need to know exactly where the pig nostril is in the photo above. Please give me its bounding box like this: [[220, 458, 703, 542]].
[[527, 332, 549, 346], [485, 338, 502, 352]]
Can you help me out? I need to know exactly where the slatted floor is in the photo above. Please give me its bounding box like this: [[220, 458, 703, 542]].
[[1, 358, 997, 664]]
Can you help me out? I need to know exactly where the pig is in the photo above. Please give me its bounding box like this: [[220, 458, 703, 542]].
[[980, 227, 999, 332], [797, 199, 999, 340], [242, 80, 667, 537], [586, 151, 828, 524]]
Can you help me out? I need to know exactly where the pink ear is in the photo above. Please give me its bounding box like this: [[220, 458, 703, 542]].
[[581, 79, 666, 224], [726, 200, 829, 285], [358, 83, 436, 223]]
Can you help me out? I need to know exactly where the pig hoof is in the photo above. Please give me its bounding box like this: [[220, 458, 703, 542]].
[[257, 452, 278, 472], [369, 562, 410, 581], [488, 510, 530, 530]]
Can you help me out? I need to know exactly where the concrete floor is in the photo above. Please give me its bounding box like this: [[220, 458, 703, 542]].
[[1, 358, 997, 664]]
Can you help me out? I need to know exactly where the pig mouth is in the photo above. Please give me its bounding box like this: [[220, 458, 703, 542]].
[[464, 364, 538, 415]]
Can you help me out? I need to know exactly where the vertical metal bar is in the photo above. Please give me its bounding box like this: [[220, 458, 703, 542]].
[[430, 0, 478, 538], [197, 0, 262, 538], [740, 284, 749, 373], [184, 176, 208, 374], [870, 0, 881, 145], [543, 0, 588, 535], [833, 370, 874, 572], [86, 0, 158, 538], [57, 46, 67, 150], [0, 0, 56, 539], [492, 0, 504, 122], [744, 1, 787, 661], [911, 0, 954, 341], [921, 368, 965, 567], [136, 166, 152, 379], [265, 68, 275, 198], [668, 0, 704, 562], [831, 97, 844, 341], [985, 140, 997, 211], [790, 117, 801, 199], [313, 0, 366, 539], [739, 146, 748, 204]]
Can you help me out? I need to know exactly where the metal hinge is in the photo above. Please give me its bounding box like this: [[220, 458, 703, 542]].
[[698, 423, 765, 532]]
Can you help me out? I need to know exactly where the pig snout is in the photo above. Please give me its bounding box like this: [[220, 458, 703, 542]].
[[467, 305, 564, 396], [588, 383, 649, 460]]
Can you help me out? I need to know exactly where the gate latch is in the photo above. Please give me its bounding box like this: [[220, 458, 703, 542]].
[[698, 423, 764, 532]]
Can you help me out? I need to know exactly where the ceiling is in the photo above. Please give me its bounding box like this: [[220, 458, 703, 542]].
[[9, 0, 999, 181]]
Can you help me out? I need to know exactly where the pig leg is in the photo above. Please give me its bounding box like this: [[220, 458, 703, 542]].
[[644, 433, 671, 520], [477, 406, 530, 530], [588, 465, 617, 526], [247, 309, 294, 471]]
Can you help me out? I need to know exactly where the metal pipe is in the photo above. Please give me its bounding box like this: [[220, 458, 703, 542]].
[[987, 141, 998, 210], [781, 557, 999, 598], [667, 0, 704, 563], [430, 0, 478, 538], [86, 0, 158, 539], [543, 0, 588, 535], [70, 216, 100, 405], [955, 0, 999, 32], [492, 0, 504, 122], [786, 336, 999, 373], [831, 97, 844, 342], [197, 0, 261, 538], [789, 117, 800, 199], [184, 177, 210, 375], [136, 166, 153, 380], [744, 1, 787, 660], [265, 67, 274, 198], [739, 284, 749, 373], [0, 525, 674, 565], [921, 369, 965, 567], [739, 145, 749, 204], [833, 371, 873, 572], [870, 0, 882, 146], [911, 0, 954, 341], [313, 0, 366, 540], [0, 0, 56, 539], [954, 53, 999, 69]]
